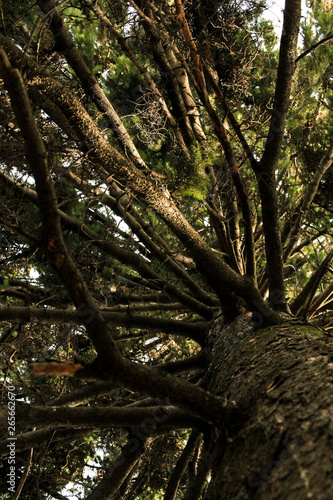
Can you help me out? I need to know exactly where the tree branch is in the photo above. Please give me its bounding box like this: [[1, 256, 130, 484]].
[[254, 0, 302, 310], [2, 403, 204, 431], [283, 137, 333, 261], [37, 0, 150, 173], [55, 166, 217, 306], [0, 428, 88, 457], [0, 166, 215, 318], [172, 0, 256, 278], [0, 305, 207, 343], [85, 434, 147, 500], [296, 33, 333, 63], [0, 47, 229, 422], [1, 33, 280, 318], [164, 430, 202, 500], [260, 0, 302, 170], [308, 282, 333, 317]]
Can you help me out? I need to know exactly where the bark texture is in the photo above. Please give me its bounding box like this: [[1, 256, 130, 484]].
[[205, 315, 333, 499]]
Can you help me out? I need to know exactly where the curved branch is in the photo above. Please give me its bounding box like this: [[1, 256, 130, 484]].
[[296, 33, 333, 63]]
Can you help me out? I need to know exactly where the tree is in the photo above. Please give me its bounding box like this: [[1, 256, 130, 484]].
[[0, 0, 332, 498]]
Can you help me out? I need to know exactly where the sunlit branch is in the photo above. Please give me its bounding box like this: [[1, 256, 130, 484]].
[[38, 0, 150, 173]]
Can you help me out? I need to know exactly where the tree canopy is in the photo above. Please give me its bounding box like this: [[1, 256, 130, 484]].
[[0, 0, 332, 498]]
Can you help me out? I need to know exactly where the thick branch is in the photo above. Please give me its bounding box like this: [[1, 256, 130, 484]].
[[0, 47, 123, 369], [1, 34, 278, 316], [260, 0, 301, 170], [164, 430, 202, 500], [86, 435, 147, 500], [0, 48, 228, 422], [49, 354, 205, 407], [2, 403, 204, 431], [253, 0, 301, 309], [37, 0, 149, 173]]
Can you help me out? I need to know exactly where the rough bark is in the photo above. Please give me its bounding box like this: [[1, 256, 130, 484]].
[[205, 314, 333, 499]]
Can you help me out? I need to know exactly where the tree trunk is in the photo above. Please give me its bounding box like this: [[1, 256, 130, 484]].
[[205, 315, 333, 499]]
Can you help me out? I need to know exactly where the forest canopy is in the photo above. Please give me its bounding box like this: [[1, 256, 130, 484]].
[[0, 0, 332, 498]]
